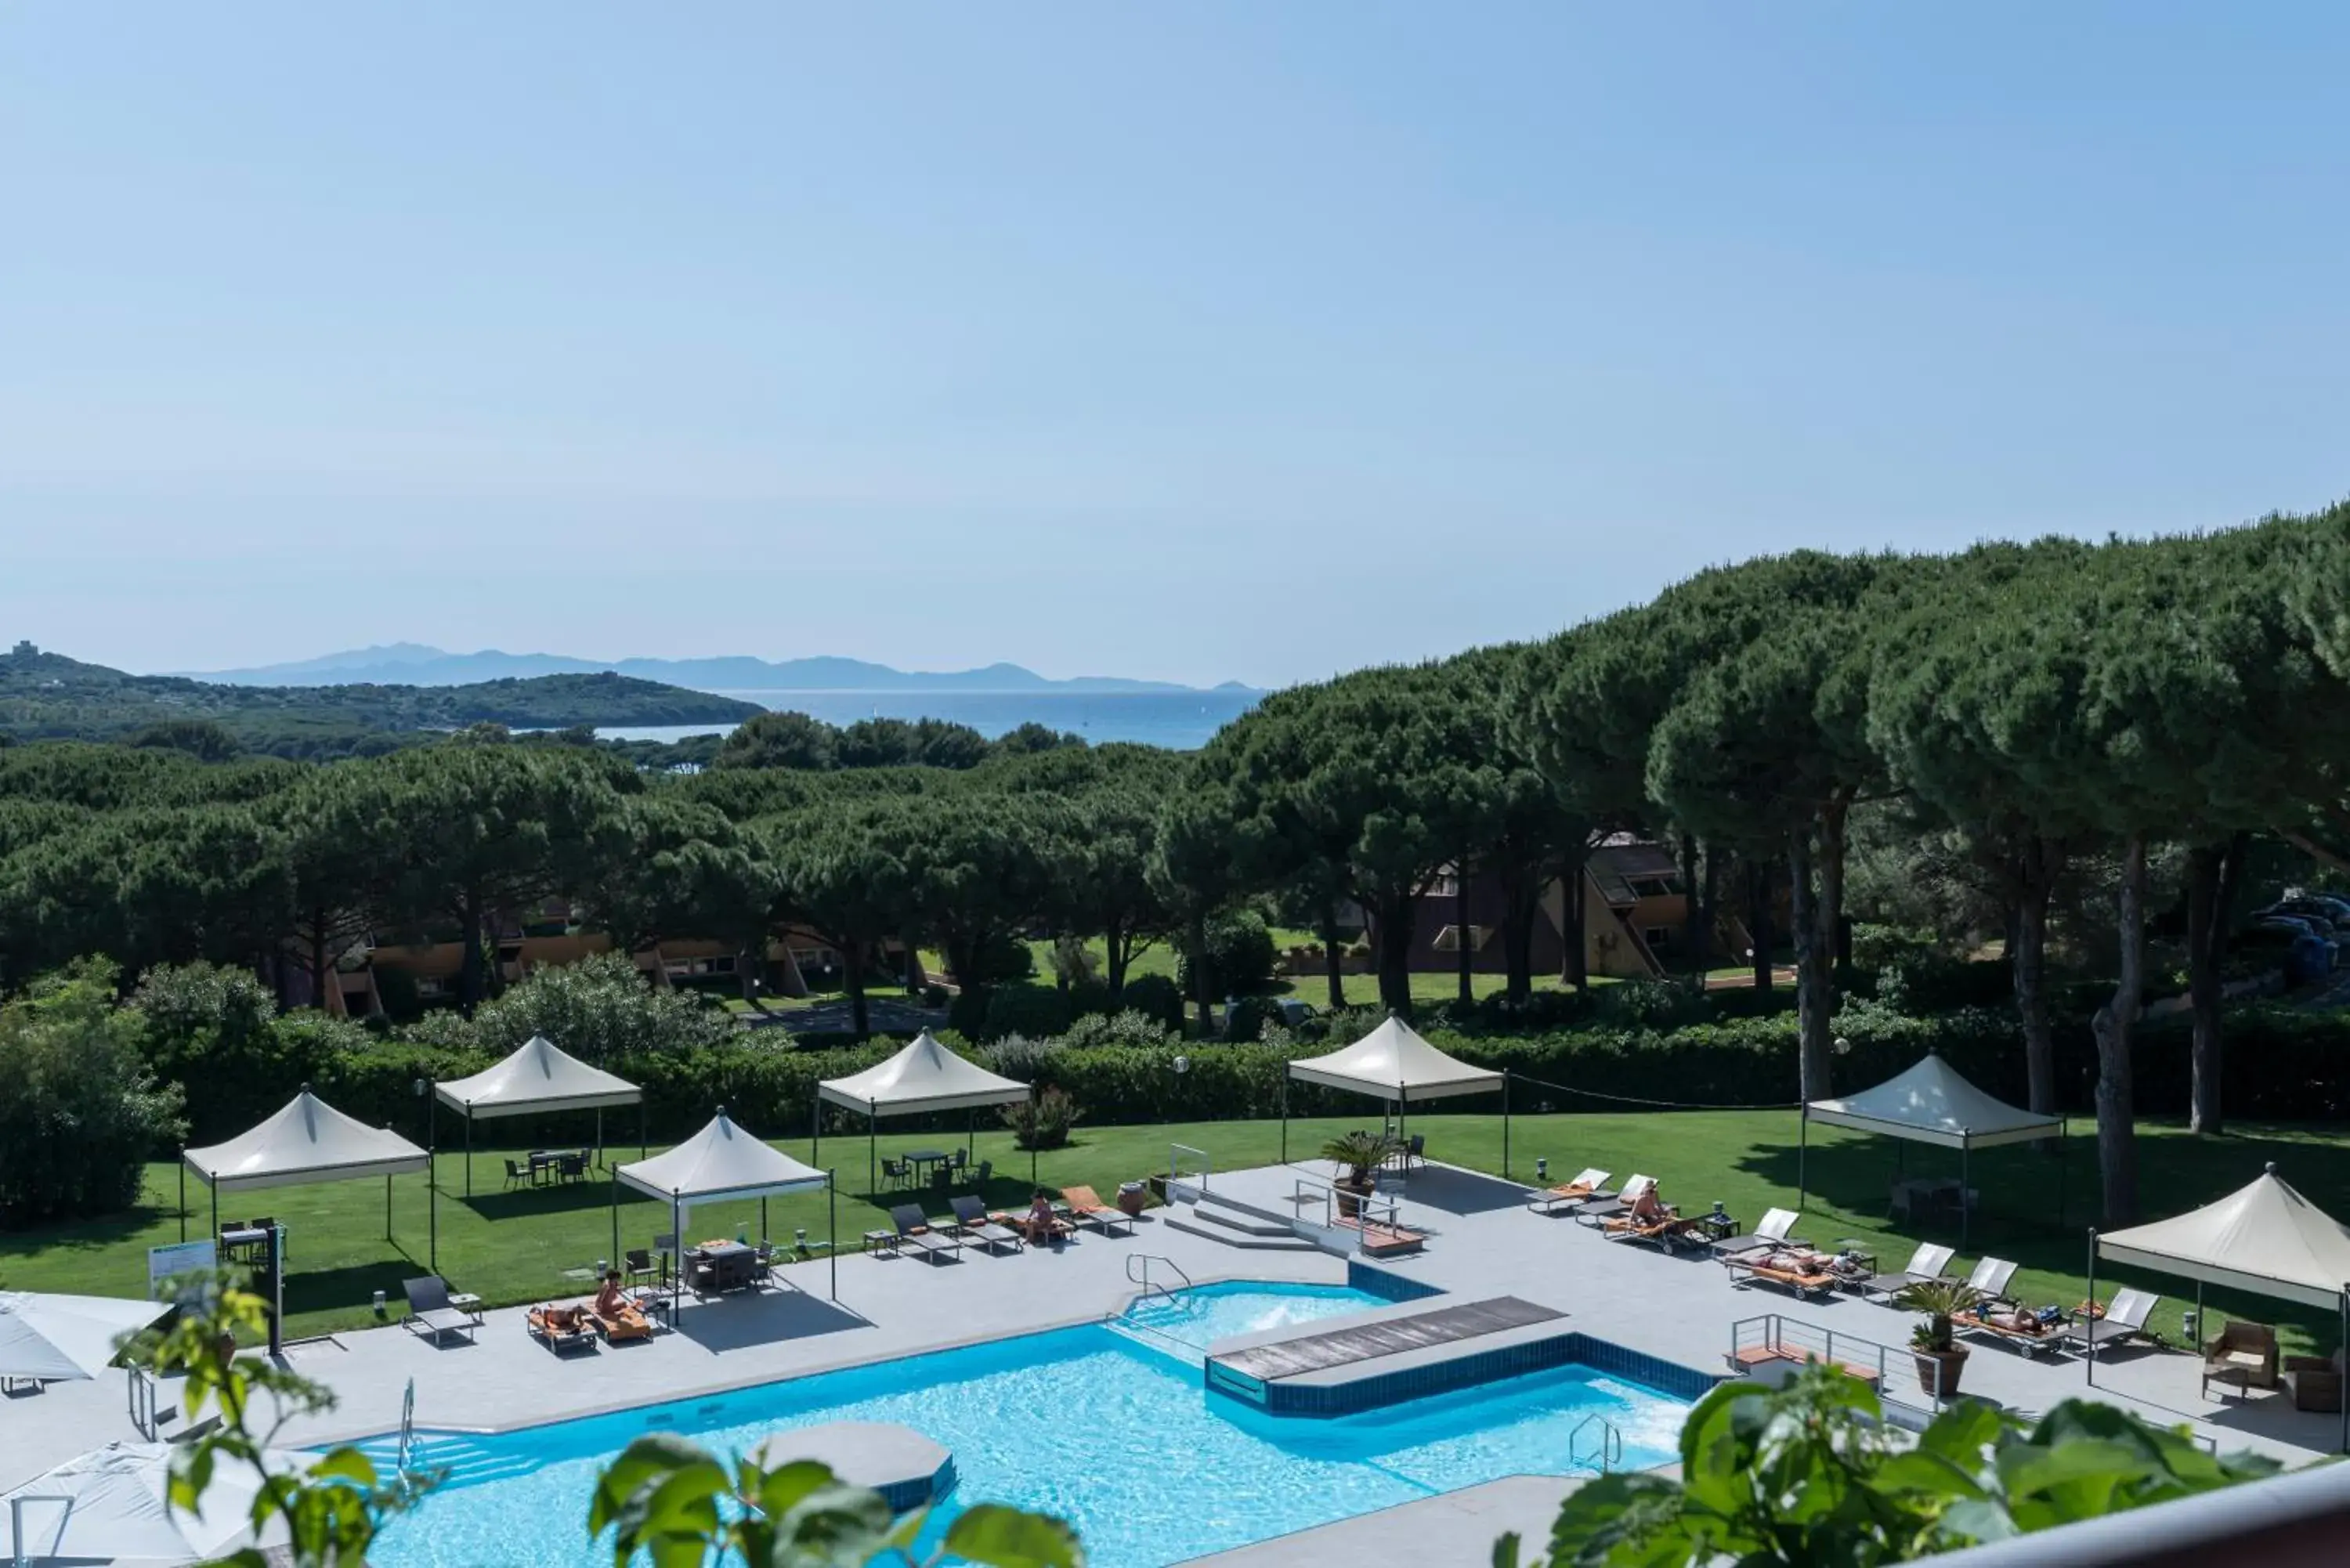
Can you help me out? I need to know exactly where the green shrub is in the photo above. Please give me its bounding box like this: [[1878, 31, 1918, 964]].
[[1002, 1086, 1081, 1151], [1060, 1008, 1180, 1051], [1592, 978, 1712, 1030], [974, 983, 1075, 1043], [1176, 909, 1277, 998], [1111, 974, 1185, 1029], [0, 960, 187, 1227], [963, 930, 1037, 986]]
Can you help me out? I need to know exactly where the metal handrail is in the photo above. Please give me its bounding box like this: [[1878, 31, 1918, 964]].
[[396, 1377, 417, 1479], [1729, 1312, 1949, 1412], [125, 1363, 157, 1440], [12, 1495, 70, 1568], [1291, 1176, 1403, 1242], [1125, 1253, 1192, 1299], [1169, 1143, 1210, 1194], [1568, 1412, 1622, 1473]]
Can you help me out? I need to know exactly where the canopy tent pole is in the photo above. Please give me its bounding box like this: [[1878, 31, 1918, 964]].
[[672, 1194, 682, 1320], [639, 1100, 647, 1159], [967, 1107, 974, 1164], [595, 1107, 604, 1171], [609, 1173, 619, 1266], [465, 1109, 474, 1199], [385, 1172, 392, 1241], [209, 1181, 217, 1255], [2085, 1228, 2098, 1388], [811, 1086, 821, 1164], [1280, 1072, 1289, 1165], [1961, 1137, 1972, 1248], [761, 1197, 768, 1247], [179, 1158, 187, 1243], [868, 1100, 878, 1196], [428, 1094, 438, 1271], [2340, 1285, 2347, 1454], [1502, 1071, 1510, 1180], [2056, 1120, 2067, 1230], [2196, 1280, 2204, 1346], [829, 1174, 839, 1301], [1797, 1107, 1808, 1216]]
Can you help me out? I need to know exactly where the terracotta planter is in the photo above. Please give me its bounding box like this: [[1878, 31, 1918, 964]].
[[1334, 1178, 1372, 1219], [1913, 1346, 1969, 1399], [1117, 1184, 1148, 1219]]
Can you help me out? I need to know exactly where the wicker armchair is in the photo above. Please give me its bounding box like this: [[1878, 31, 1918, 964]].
[[2200, 1321, 2279, 1399], [2287, 1351, 2343, 1413]]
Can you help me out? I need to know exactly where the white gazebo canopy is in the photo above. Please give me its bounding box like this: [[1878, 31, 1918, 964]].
[[2099, 1165, 2350, 1312], [612, 1110, 837, 1307], [435, 1034, 641, 1118], [1804, 1053, 2061, 1151], [183, 1088, 429, 1191], [0, 1441, 305, 1566], [616, 1110, 828, 1206], [0, 1292, 171, 1384], [2094, 1164, 2350, 1451], [1287, 1013, 1503, 1103], [818, 1030, 1031, 1117]]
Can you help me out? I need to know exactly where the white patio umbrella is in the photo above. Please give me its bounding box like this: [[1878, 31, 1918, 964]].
[[0, 1291, 169, 1385], [0, 1440, 302, 1565]]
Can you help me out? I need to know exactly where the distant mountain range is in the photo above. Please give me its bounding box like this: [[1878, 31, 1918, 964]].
[[179, 645, 1258, 695]]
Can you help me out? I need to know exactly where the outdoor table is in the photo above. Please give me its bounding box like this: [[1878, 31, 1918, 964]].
[[688, 1241, 757, 1293], [219, 1227, 268, 1262], [862, 1229, 895, 1255], [447, 1292, 483, 1322], [626, 1288, 673, 1325]]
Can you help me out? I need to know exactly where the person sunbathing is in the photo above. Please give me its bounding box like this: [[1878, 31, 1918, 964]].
[[1627, 1187, 1671, 1223], [591, 1270, 627, 1318], [1022, 1190, 1058, 1245]]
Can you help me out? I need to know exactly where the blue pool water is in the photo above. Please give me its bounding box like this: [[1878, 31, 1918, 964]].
[[368, 1284, 1687, 1568]]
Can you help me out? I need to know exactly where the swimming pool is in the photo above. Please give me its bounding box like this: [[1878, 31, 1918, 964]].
[[367, 1283, 1689, 1568]]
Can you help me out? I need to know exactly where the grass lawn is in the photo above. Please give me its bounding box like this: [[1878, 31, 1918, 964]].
[[6, 1112, 2347, 1354], [1030, 934, 1599, 1010]]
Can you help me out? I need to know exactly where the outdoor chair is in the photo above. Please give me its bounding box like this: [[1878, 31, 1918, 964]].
[[623, 1248, 663, 1289], [947, 1195, 1024, 1254], [889, 1204, 963, 1265], [2288, 1350, 2343, 1413], [2202, 1321, 2280, 1400], [556, 1152, 587, 1183], [589, 1303, 653, 1344], [881, 1158, 910, 1188], [400, 1277, 478, 1346], [2059, 1288, 2162, 1360], [526, 1304, 597, 1355], [1384, 1135, 1426, 1172], [973, 1159, 994, 1189], [1574, 1174, 1656, 1227], [1725, 1251, 1841, 1299], [1855, 1243, 1956, 1300], [930, 1165, 954, 1194], [1711, 1207, 1807, 1260], [752, 1241, 779, 1285], [1527, 1168, 1612, 1216], [1059, 1185, 1133, 1237], [503, 1159, 531, 1190]]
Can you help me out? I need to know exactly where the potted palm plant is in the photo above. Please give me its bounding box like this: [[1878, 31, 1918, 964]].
[[1320, 1130, 1402, 1219], [1896, 1278, 1983, 1399]]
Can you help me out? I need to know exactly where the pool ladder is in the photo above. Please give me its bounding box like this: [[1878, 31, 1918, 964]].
[[1126, 1253, 1191, 1301], [1569, 1412, 1622, 1475]]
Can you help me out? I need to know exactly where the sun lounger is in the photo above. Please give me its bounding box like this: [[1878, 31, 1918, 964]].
[[1725, 1252, 1841, 1299], [2060, 1288, 2160, 1360], [1059, 1185, 1133, 1237], [1962, 1256, 2020, 1313], [1854, 1242, 1956, 1299], [890, 1204, 964, 1265], [1603, 1209, 1705, 1251], [401, 1276, 478, 1346], [1574, 1174, 1655, 1227], [1527, 1169, 1612, 1215], [589, 1305, 655, 1344], [1710, 1207, 1806, 1259], [948, 1195, 1025, 1254], [525, 1304, 596, 1354], [1958, 1305, 2066, 1358]]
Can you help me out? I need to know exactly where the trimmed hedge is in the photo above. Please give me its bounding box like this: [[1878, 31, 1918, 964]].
[[157, 996, 2350, 1151]]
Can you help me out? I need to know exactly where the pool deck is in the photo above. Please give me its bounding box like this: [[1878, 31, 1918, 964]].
[[4, 1155, 2341, 1566]]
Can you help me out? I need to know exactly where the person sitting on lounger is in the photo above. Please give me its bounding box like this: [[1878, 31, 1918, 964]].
[[1023, 1190, 1058, 1245], [592, 1270, 627, 1318], [1627, 1187, 1670, 1223]]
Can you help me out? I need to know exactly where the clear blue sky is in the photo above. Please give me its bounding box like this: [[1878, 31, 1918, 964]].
[[4, 5, 2345, 688]]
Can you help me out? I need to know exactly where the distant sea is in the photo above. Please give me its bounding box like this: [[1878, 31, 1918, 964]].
[[588, 688, 1264, 750]]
